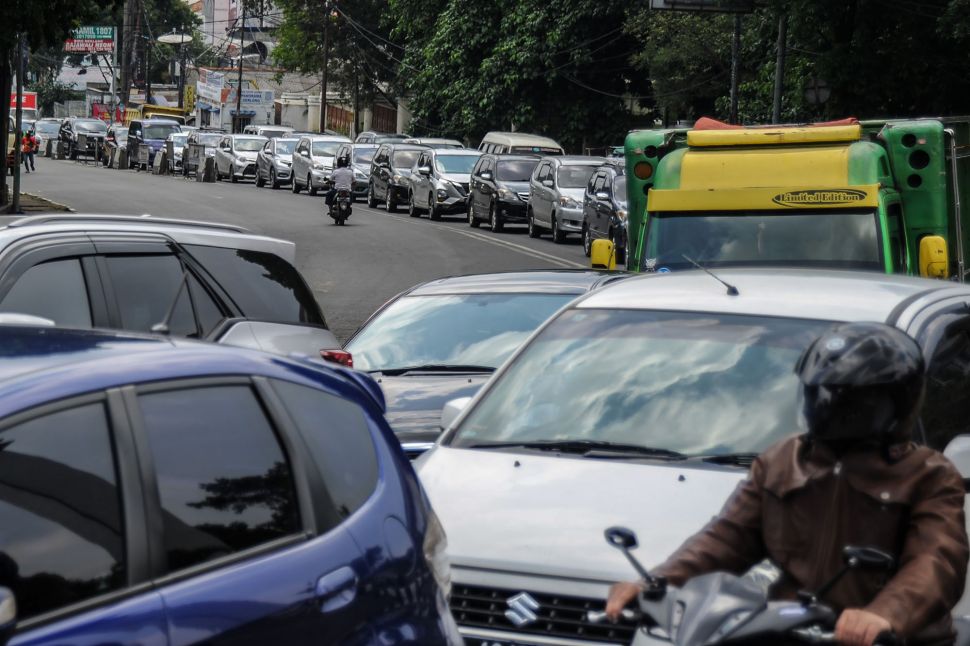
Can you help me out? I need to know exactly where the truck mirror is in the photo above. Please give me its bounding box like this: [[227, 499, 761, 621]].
[[590, 239, 617, 270], [919, 235, 949, 279]]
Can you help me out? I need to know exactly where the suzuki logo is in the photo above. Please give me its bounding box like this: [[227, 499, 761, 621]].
[[504, 592, 540, 628]]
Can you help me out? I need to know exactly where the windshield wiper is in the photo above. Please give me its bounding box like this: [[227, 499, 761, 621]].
[[374, 364, 496, 376], [467, 439, 687, 460], [691, 452, 758, 467]]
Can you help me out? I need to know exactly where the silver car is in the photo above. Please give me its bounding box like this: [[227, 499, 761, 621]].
[[407, 148, 481, 220], [214, 134, 267, 183], [291, 135, 351, 196], [335, 142, 379, 201], [256, 137, 298, 189], [528, 155, 606, 243], [166, 132, 189, 173]]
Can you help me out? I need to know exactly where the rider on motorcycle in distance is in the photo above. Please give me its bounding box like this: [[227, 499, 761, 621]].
[[607, 322, 969, 646], [326, 155, 355, 209]]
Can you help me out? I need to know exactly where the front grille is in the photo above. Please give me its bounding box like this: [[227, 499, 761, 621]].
[[517, 192, 530, 201], [451, 584, 635, 644], [242, 163, 256, 176], [459, 182, 470, 196]]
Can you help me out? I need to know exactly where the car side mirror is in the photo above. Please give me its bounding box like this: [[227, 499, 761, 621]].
[[944, 434, 970, 490], [595, 191, 610, 201], [541, 179, 554, 188], [919, 235, 948, 279], [843, 546, 895, 572], [418, 166, 431, 175], [480, 171, 492, 181], [440, 396, 473, 431], [590, 238, 617, 270], [0, 587, 16, 645]]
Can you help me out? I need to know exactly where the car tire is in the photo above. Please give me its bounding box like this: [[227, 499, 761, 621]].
[[291, 173, 301, 193], [270, 169, 280, 189], [230, 165, 238, 183], [409, 192, 421, 218], [256, 168, 266, 187], [468, 201, 481, 228], [367, 185, 377, 208], [387, 191, 398, 213], [552, 213, 566, 244], [489, 202, 504, 233], [308, 175, 318, 196], [429, 194, 441, 221], [583, 225, 592, 257], [527, 208, 541, 238]]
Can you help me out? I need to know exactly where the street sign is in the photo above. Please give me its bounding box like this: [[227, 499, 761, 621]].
[[650, 0, 757, 12], [65, 26, 115, 53]]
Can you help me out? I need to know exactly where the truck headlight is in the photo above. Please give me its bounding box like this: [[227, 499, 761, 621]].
[[423, 510, 451, 598]]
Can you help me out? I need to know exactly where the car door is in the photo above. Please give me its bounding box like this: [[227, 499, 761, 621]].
[[3, 397, 168, 646], [293, 138, 308, 185], [128, 380, 374, 645], [413, 151, 430, 207], [583, 171, 602, 237], [373, 145, 390, 200], [591, 173, 609, 237], [532, 162, 552, 224], [476, 157, 494, 214]]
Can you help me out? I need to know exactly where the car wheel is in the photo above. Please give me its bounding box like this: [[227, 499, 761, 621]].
[[308, 175, 318, 196], [489, 202, 504, 233], [611, 229, 627, 265], [255, 168, 265, 187], [468, 201, 480, 228], [387, 190, 398, 213], [270, 169, 280, 189], [429, 194, 441, 221], [367, 185, 377, 208], [528, 208, 541, 238], [291, 173, 301, 193], [582, 225, 592, 257], [409, 192, 421, 218], [230, 165, 238, 183], [552, 213, 566, 244]]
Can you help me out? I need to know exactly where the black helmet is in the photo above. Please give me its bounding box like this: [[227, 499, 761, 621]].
[[795, 322, 924, 446], [336, 155, 349, 168]]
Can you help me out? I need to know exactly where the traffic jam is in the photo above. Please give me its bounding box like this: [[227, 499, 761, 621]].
[[5, 40, 970, 646]]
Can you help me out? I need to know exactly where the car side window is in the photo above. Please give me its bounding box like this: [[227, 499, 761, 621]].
[[921, 314, 970, 450], [271, 380, 379, 519], [138, 385, 301, 573], [887, 203, 907, 273], [0, 402, 126, 620], [0, 258, 93, 328], [592, 174, 607, 193]]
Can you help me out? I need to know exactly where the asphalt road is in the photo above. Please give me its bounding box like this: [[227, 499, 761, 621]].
[[17, 156, 589, 341]]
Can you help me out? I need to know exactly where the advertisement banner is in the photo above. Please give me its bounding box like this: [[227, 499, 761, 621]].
[[197, 69, 226, 104], [65, 26, 115, 53], [9, 92, 38, 111]]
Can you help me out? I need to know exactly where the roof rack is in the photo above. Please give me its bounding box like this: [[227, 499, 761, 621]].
[[6, 215, 248, 233]]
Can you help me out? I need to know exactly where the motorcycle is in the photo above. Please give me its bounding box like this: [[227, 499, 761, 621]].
[[329, 188, 353, 225], [589, 526, 913, 646]]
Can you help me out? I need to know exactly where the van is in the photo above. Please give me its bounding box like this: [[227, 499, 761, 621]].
[[477, 131, 564, 156], [243, 124, 295, 139]]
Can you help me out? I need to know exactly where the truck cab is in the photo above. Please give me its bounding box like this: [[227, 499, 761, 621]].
[[597, 118, 969, 282]]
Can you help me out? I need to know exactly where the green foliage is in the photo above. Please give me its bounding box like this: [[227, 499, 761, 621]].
[[30, 77, 84, 115]]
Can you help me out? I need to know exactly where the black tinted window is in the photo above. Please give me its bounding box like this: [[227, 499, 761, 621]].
[[497, 159, 538, 182], [272, 380, 377, 518], [0, 258, 92, 328], [922, 316, 970, 450], [0, 403, 125, 619], [139, 386, 301, 572], [185, 245, 324, 325]]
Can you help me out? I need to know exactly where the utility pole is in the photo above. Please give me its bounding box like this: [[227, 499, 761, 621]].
[[12, 35, 25, 214], [235, 3, 245, 132], [319, 0, 331, 133], [771, 11, 788, 124], [729, 14, 741, 124], [120, 0, 135, 108]]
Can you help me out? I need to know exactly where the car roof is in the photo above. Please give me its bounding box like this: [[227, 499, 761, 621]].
[[547, 155, 607, 165], [406, 270, 629, 296], [481, 132, 562, 147], [229, 134, 267, 140], [432, 148, 480, 156], [384, 144, 428, 151], [0, 326, 377, 420], [576, 268, 970, 323]]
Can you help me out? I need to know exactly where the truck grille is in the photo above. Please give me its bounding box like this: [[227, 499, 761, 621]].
[[451, 583, 635, 644]]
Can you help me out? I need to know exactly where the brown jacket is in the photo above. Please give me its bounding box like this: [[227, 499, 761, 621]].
[[653, 435, 969, 642]]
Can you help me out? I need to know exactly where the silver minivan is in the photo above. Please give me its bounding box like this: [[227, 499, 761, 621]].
[[291, 134, 351, 195], [527, 156, 606, 243], [478, 131, 564, 156], [407, 148, 482, 220]]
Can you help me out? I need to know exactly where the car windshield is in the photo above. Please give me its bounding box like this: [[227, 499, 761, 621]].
[[75, 121, 107, 133], [353, 148, 376, 164], [497, 159, 539, 182], [112, 128, 129, 140], [171, 134, 188, 144], [614, 176, 627, 205], [312, 141, 341, 156], [557, 165, 599, 189], [435, 155, 479, 174], [143, 124, 180, 139], [234, 137, 265, 151], [260, 129, 289, 138], [347, 293, 576, 372], [392, 150, 421, 169], [645, 210, 881, 271], [275, 139, 297, 154], [450, 309, 832, 455], [35, 122, 60, 135], [198, 133, 222, 146]]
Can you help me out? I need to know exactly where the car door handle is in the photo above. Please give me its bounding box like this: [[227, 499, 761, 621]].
[[315, 566, 357, 613]]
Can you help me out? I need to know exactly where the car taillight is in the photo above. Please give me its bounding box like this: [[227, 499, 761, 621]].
[[320, 349, 353, 368]]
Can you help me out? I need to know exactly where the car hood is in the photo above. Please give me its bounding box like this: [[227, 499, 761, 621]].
[[442, 172, 471, 184], [277, 154, 293, 163], [375, 373, 489, 444], [498, 180, 530, 193], [418, 447, 746, 582], [312, 155, 334, 167], [560, 187, 585, 202], [235, 151, 258, 160]]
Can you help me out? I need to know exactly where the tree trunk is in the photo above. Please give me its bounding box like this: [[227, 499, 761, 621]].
[[0, 50, 11, 207]]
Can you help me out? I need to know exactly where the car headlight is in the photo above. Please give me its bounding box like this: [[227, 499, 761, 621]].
[[558, 195, 580, 208], [354, 169, 367, 180], [392, 173, 405, 184], [616, 208, 628, 221], [497, 187, 517, 200], [423, 510, 451, 598], [313, 162, 326, 171]]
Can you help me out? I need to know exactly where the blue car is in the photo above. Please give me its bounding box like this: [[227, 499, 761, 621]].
[[0, 326, 460, 646]]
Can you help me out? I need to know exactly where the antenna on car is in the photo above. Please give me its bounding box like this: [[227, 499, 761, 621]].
[[681, 254, 740, 296], [151, 271, 191, 335]]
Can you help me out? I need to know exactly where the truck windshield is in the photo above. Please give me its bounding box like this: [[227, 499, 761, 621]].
[[645, 210, 881, 271], [143, 124, 180, 139], [450, 309, 832, 456]]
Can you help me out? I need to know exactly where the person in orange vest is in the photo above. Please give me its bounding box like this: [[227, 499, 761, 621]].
[[21, 129, 37, 173]]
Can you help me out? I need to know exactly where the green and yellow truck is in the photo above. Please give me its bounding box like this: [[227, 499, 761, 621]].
[[592, 118, 970, 281]]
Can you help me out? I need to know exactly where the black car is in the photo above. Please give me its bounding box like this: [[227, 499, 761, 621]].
[[467, 154, 541, 232], [342, 270, 628, 457], [582, 163, 629, 264], [59, 117, 108, 160], [367, 143, 427, 212], [335, 142, 379, 200]]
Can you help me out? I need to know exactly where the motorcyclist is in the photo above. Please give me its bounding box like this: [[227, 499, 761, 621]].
[[326, 155, 354, 209], [606, 322, 969, 646]]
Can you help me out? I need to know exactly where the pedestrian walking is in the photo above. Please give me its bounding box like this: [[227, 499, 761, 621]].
[[21, 129, 36, 173]]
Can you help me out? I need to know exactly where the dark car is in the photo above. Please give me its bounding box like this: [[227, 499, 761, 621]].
[[367, 143, 428, 212], [0, 324, 461, 645], [583, 163, 629, 264], [59, 117, 108, 160], [355, 131, 409, 144], [335, 143, 379, 201], [467, 154, 541, 233], [342, 270, 628, 456], [126, 118, 181, 169], [256, 136, 298, 189], [101, 123, 128, 166], [182, 129, 224, 176]]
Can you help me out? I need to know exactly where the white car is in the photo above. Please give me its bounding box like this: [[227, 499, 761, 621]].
[[417, 268, 970, 646], [214, 134, 267, 183], [291, 135, 351, 196]]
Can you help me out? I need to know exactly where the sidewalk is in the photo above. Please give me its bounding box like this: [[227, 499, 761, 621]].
[[1, 186, 73, 214]]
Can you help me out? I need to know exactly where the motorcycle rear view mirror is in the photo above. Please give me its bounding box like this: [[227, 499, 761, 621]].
[[843, 546, 895, 572], [605, 526, 638, 550], [604, 526, 664, 594]]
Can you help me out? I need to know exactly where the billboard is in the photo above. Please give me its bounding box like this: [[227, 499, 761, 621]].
[[9, 92, 38, 111], [197, 68, 227, 104], [650, 0, 757, 11], [65, 26, 115, 53]]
